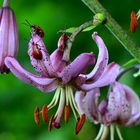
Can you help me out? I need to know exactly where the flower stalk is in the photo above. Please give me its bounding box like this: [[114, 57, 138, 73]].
[[81, 0, 140, 62]]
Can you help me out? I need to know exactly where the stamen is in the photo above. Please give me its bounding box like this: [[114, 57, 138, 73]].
[[75, 114, 86, 135], [48, 115, 54, 132], [64, 105, 70, 123], [48, 87, 61, 110], [42, 104, 48, 123], [69, 87, 81, 115], [94, 124, 104, 140], [66, 86, 77, 119], [116, 126, 124, 140], [53, 88, 65, 128], [110, 125, 114, 140], [100, 126, 109, 140], [34, 107, 40, 125]]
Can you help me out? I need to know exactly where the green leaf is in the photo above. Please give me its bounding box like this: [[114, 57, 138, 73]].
[[82, 25, 96, 32], [59, 13, 106, 33], [123, 58, 139, 68]]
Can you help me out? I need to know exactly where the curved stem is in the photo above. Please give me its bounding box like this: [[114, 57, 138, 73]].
[[116, 64, 140, 80], [81, 0, 140, 62], [63, 20, 93, 61]]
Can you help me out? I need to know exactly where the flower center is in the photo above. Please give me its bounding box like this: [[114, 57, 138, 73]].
[[34, 85, 85, 134]]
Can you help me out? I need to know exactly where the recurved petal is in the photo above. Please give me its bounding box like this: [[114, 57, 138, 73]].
[[5, 57, 58, 92], [28, 35, 55, 77], [126, 112, 140, 126], [85, 32, 108, 81], [82, 88, 100, 124], [60, 53, 95, 84], [50, 49, 66, 73], [123, 84, 140, 115], [75, 91, 85, 114], [81, 62, 120, 91], [106, 82, 131, 124]]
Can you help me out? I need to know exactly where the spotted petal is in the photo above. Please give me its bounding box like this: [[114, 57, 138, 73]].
[[106, 82, 131, 125], [85, 32, 108, 81], [75, 91, 85, 114], [81, 62, 120, 91], [5, 57, 58, 92], [123, 84, 140, 126], [60, 53, 95, 84], [28, 35, 55, 76], [82, 88, 100, 124]]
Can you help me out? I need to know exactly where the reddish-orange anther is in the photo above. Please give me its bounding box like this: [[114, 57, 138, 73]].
[[34, 107, 40, 125], [42, 104, 48, 123], [48, 115, 54, 132], [75, 114, 86, 135], [130, 11, 138, 32], [64, 105, 70, 123]]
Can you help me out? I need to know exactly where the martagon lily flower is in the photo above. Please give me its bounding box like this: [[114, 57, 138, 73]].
[[0, 0, 18, 73], [4, 31, 119, 134], [76, 81, 140, 140]]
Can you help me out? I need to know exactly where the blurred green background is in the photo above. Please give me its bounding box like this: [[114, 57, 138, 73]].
[[0, 0, 140, 140]]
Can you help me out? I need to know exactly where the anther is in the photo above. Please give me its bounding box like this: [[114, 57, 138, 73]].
[[64, 105, 70, 123], [75, 114, 86, 135], [34, 107, 40, 125], [53, 122, 61, 129], [42, 104, 48, 123], [48, 115, 54, 132], [130, 11, 138, 32]]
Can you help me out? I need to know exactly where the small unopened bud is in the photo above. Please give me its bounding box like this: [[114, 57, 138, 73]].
[[42, 104, 48, 123], [57, 33, 68, 51], [48, 115, 54, 132], [64, 105, 70, 123], [0, 0, 19, 73], [34, 107, 40, 125], [93, 13, 106, 26], [75, 114, 86, 135]]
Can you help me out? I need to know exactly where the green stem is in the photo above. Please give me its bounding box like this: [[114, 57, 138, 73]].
[[81, 0, 140, 62], [63, 20, 93, 61]]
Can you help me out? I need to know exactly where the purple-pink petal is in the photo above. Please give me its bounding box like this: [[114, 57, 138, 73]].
[[82, 88, 100, 124], [28, 35, 55, 77], [60, 53, 95, 84], [50, 49, 66, 73], [5, 57, 58, 92], [75, 91, 85, 114], [106, 82, 131, 124], [126, 112, 140, 126], [85, 32, 108, 81], [81, 62, 120, 91], [123, 84, 140, 115], [0, 6, 18, 72]]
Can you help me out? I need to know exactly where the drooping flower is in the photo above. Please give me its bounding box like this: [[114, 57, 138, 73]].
[[0, 0, 18, 73], [76, 81, 140, 139], [4, 32, 119, 134]]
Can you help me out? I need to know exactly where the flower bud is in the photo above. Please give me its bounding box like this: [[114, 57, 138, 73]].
[[0, 0, 18, 73]]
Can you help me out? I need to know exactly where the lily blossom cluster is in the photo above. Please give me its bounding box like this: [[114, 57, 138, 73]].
[[0, 0, 18, 73], [76, 79, 140, 139], [4, 31, 119, 134]]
